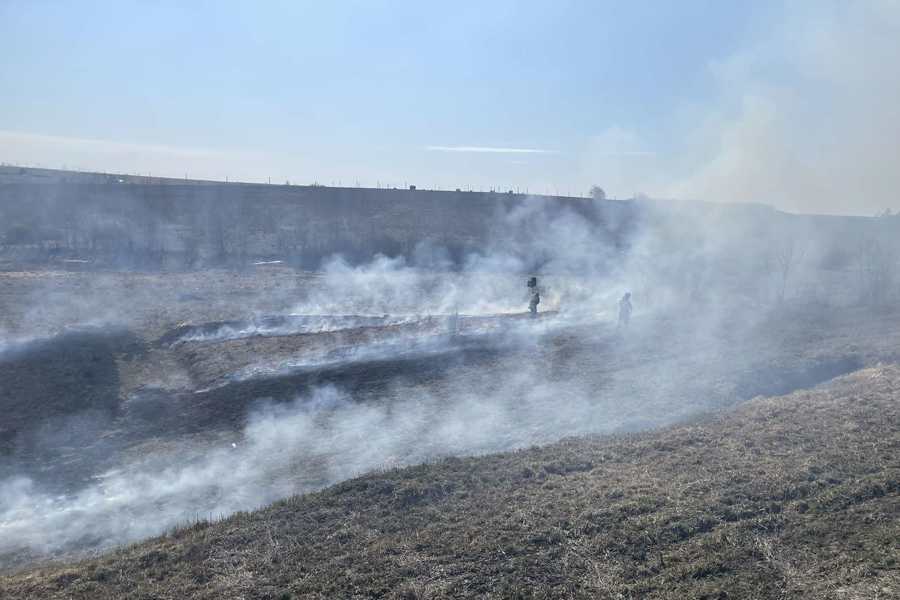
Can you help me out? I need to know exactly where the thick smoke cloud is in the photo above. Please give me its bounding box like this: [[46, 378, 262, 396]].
[[0, 312, 729, 560], [0, 374, 603, 557], [661, 1, 900, 215], [0, 199, 623, 561], [4, 1, 900, 572], [293, 197, 636, 325], [1, 193, 896, 566]]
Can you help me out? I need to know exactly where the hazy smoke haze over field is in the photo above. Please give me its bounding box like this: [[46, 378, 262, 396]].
[[1, 0, 899, 575], [2, 2, 898, 214], [658, 1, 900, 215], [3, 194, 896, 561]]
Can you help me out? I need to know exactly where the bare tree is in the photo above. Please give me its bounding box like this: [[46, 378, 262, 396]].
[[589, 185, 606, 201], [771, 238, 806, 304]]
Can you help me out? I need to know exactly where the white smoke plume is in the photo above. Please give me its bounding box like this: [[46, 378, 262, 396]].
[[0, 191, 894, 568], [661, 1, 900, 215], [0, 330, 725, 560]]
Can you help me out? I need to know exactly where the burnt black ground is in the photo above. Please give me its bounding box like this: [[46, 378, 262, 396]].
[[0, 308, 869, 496]]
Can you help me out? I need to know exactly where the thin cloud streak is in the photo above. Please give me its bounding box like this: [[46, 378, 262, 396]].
[[601, 151, 657, 157], [426, 146, 558, 154], [600, 150, 656, 157]]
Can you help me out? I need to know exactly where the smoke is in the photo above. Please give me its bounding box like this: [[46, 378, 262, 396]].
[[573, 3, 900, 215], [661, 1, 900, 215], [4, 2, 900, 572], [0, 199, 620, 562], [1, 190, 896, 568], [170, 315, 419, 345], [291, 197, 634, 322], [0, 325, 706, 560]]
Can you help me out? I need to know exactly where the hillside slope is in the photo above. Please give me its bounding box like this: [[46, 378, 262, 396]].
[[3, 366, 897, 599]]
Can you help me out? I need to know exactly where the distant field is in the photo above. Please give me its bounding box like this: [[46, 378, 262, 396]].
[[0, 268, 313, 339]]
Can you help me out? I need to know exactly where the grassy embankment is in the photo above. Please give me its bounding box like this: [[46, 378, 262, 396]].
[[3, 365, 897, 599]]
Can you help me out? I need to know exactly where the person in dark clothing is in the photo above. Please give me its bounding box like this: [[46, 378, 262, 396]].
[[529, 288, 540, 317], [527, 276, 540, 317]]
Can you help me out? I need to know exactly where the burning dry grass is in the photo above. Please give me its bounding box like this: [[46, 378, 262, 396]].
[[3, 365, 897, 599]]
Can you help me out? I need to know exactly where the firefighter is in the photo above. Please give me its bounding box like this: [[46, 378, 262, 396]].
[[527, 276, 540, 317]]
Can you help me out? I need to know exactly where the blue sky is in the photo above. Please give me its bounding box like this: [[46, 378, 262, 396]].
[[1, 1, 898, 214]]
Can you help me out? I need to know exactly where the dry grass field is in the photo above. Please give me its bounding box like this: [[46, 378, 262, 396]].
[[2, 365, 897, 599]]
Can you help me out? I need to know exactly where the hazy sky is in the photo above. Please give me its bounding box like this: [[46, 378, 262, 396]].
[[1, 1, 898, 214]]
